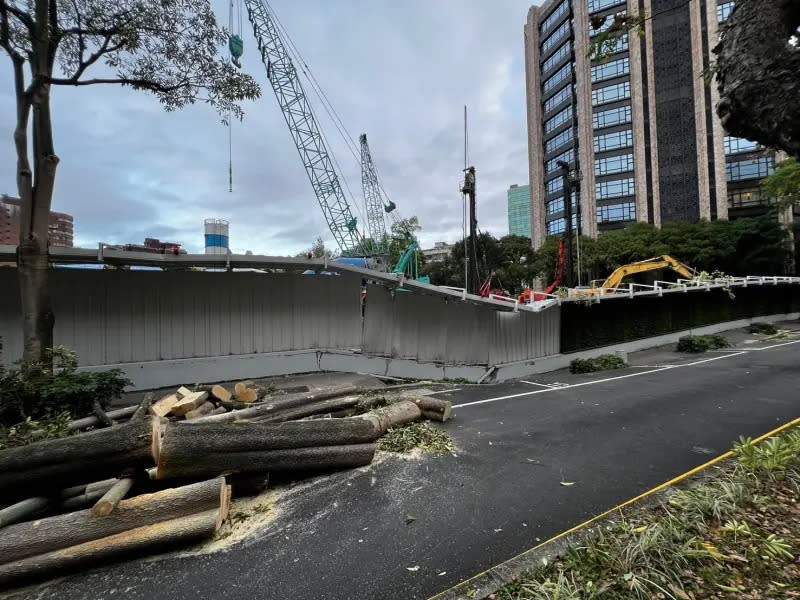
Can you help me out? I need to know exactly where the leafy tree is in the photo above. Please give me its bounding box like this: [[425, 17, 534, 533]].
[[387, 216, 421, 265], [0, 0, 261, 365], [762, 157, 800, 209]]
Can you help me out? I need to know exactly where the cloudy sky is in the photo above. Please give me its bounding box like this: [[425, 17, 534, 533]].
[[0, 0, 534, 255]]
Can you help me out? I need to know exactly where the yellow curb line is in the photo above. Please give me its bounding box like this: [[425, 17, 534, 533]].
[[427, 416, 800, 600]]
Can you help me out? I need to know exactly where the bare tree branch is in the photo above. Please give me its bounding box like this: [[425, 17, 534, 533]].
[[0, 0, 34, 31], [45, 75, 189, 92], [63, 34, 123, 81]]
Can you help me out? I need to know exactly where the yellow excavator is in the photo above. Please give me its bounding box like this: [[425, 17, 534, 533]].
[[587, 255, 695, 295]]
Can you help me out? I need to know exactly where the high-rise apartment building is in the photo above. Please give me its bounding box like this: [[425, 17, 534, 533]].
[[0, 194, 74, 247], [524, 0, 779, 249], [507, 184, 532, 237]]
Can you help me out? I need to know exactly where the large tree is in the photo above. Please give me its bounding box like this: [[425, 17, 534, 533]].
[[0, 0, 260, 365], [713, 0, 800, 158]]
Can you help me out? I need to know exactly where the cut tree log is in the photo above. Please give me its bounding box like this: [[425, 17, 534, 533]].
[[210, 385, 232, 403], [234, 381, 255, 396], [91, 477, 135, 517], [161, 418, 380, 458], [207, 406, 227, 416], [0, 477, 228, 563], [0, 497, 49, 528], [195, 385, 359, 423], [0, 509, 223, 586], [60, 478, 118, 500], [171, 392, 209, 417], [150, 394, 179, 418], [61, 489, 109, 512], [176, 386, 194, 398], [250, 396, 362, 424], [130, 393, 154, 421], [359, 400, 421, 436], [185, 402, 215, 420], [156, 443, 377, 480], [68, 405, 138, 432], [0, 417, 161, 499], [405, 396, 452, 422], [235, 386, 258, 404]]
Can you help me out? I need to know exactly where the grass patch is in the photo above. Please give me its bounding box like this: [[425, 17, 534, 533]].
[[496, 426, 800, 600], [378, 422, 454, 454], [676, 334, 729, 353], [747, 322, 778, 335], [569, 354, 626, 374]]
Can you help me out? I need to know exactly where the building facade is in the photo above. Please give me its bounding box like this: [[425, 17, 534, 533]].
[[507, 184, 532, 237], [421, 242, 453, 263], [0, 194, 74, 247], [524, 0, 778, 249]]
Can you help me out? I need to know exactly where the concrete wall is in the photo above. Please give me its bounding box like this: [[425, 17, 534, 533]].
[[0, 269, 363, 367], [362, 284, 561, 366]]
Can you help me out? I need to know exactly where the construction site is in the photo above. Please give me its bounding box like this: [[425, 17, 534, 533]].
[[0, 0, 799, 599]]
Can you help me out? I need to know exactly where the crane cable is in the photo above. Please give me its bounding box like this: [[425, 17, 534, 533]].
[[227, 0, 244, 192]]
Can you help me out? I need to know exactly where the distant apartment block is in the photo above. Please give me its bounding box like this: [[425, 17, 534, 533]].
[[106, 238, 186, 254], [523, 0, 782, 249], [507, 184, 532, 238], [0, 194, 73, 247], [422, 242, 453, 263]]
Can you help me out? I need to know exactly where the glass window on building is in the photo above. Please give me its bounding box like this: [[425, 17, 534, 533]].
[[728, 189, 766, 208], [596, 177, 635, 199], [546, 192, 577, 216], [724, 135, 759, 155], [726, 157, 775, 182], [543, 63, 572, 94], [594, 129, 633, 152], [589, 9, 626, 35], [717, 2, 734, 23], [544, 105, 573, 134], [542, 41, 571, 74], [547, 218, 566, 235], [591, 57, 629, 82], [597, 201, 636, 223], [546, 176, 564, 195], [545, 127, 574, 153], [592, 105, 632, 129], [588, 0, 626, 14], [595, 153, 634, 176], [542, 20, 570, 54], [544, 84, 572, 114], [592, 81, 630, 106], [546, 148, 575, 174], [541, 0, 569, 33]]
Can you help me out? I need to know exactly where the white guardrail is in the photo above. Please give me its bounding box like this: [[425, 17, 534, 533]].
[[445, 276, 800, 314]]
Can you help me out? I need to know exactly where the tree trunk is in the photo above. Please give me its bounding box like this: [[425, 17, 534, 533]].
[[0, 417, 160, 499], [713, 0, 800, 157], [0, 509, 222, 586], [359, 400, 421, 436], [0, 496, 49, 528], [156, 443, 377, 480], [405, 396, 453, 422], [249, 396, 362, 423], [0, 477, 227, 563], [197, 385, 359, 423]]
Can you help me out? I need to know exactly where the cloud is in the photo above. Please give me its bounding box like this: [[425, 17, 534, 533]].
[[0, 0, 536, 256]]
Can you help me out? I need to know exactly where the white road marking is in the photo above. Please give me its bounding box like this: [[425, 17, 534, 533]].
[[629, 364, 677, 368], [520, 380, 556, 388], [746, 339, 800, 351], [453, 351, 748, 409]]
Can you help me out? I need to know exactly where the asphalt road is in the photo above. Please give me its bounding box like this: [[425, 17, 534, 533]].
[[7, 339, 799, 600]]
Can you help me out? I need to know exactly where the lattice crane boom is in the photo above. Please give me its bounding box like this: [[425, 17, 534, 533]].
[[359, 133, 390, 254], [244, 0, 364, 255]]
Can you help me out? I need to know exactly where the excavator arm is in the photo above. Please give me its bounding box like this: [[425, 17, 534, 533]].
[[598, 255, 694, 292]]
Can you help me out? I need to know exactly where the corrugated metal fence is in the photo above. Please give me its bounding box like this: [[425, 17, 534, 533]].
[[362, 284, 561, 365], [0, 269, 363, 367]]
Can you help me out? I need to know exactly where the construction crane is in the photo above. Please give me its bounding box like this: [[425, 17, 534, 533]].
[[243, 0, 365, 255], [588, 255, 695, 295], [359, 133, 396, 255]]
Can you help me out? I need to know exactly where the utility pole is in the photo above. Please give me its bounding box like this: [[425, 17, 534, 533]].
[[557, 160, 574, 289], [461, 165, 479, 295]]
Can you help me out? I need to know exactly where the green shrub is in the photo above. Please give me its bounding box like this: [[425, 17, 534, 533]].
[[569, 354, 626, 374], [0, 412, 72, 449], [747, 322, 778, 335], [0, 346, 131, 427], [676, 334, 729, 353]]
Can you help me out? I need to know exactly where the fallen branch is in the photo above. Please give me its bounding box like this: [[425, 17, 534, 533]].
[[0, 497, 49, 528], [67, 405, 138, 432], [91, 477, 134, 517], [405, 396, 453, 422]]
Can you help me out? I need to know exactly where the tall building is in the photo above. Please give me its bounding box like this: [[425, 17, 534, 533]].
[[523, 0, 779, 249], [422, 242, 453, 263], [0, 194, 74, 247], [507, 184, 532, 238]]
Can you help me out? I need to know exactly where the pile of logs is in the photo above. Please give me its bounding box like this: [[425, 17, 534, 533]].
[[0, 382, 452, 586]]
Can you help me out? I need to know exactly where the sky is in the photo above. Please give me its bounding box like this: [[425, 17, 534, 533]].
[[0, 0, 535, 256]]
